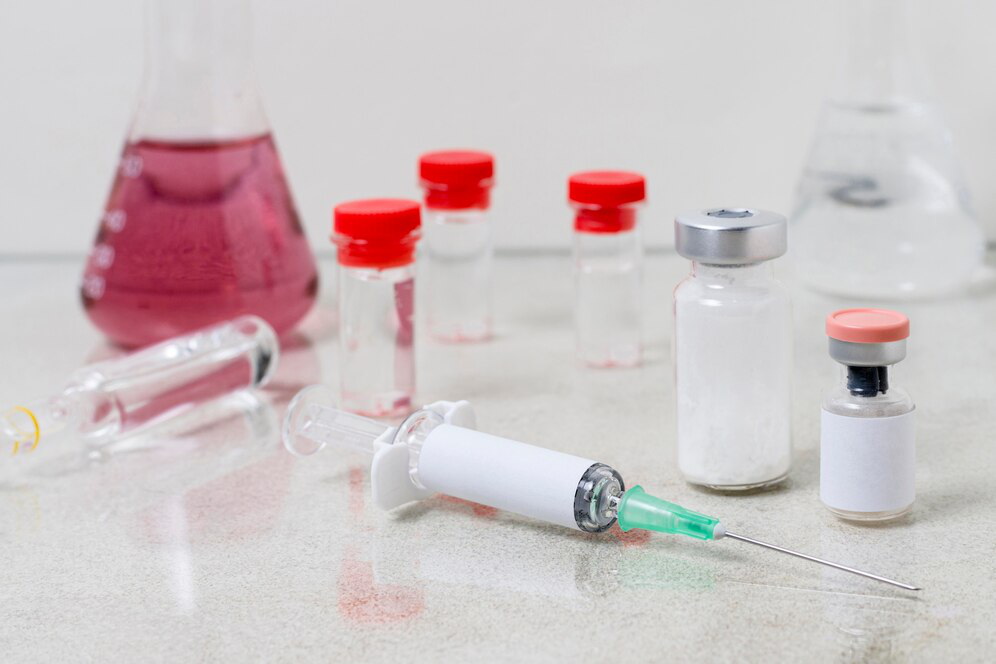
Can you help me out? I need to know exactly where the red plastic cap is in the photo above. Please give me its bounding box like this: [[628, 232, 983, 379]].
[[420, 150, 494, 186], [333, 199, 421, 268], [826, 308, 910, 343], [419, 150, 495, 210], [568, 171, 646, 207], [568, 171, 645, 233]]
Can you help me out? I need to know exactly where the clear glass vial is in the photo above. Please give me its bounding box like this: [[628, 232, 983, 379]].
[[673, 208, 792, 491], [821, 309, 915, 522], [418, 150, 496, 342], [568, 171, 645, 368], [332, 199, 421, 418]]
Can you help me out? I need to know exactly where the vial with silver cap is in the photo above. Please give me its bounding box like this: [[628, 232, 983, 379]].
[[821, 308, 915, 521], [673, 208, 792, 491]]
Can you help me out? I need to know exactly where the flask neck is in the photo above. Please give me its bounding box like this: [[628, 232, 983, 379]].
[[833, 0, 921, 108], [132, 0, 268, 142]]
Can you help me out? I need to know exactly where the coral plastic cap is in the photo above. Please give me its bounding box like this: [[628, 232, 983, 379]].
[[826, 308, 910, 344]]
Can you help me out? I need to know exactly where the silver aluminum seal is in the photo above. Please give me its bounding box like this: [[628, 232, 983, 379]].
[[675, 208, 787, 265]]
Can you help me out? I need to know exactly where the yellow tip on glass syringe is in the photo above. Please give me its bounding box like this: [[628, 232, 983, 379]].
[[284, 389, 921, 592], [1, 316, 278, 475]]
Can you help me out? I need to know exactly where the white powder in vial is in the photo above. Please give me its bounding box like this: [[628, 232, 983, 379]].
[[674, 264, 792, 488]]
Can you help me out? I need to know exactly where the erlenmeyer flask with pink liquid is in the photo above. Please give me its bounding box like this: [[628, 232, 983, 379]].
[[81, 0, 318, 347]]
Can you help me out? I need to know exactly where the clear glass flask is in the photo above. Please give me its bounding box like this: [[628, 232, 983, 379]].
[[81, 0, 318, 347], [1, 316, 277, 473], [791, 0, 983, 299], [568, 171, 645, 368], [674, 209, 792, 491], [333, 199, 421, 418], [418, 150, 495, 342], [821, 309, 915, 522]]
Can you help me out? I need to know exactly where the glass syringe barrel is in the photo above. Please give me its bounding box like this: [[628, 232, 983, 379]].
[[2, 315, 278, 454]]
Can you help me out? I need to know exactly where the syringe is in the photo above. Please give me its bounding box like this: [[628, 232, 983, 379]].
[[1, 316, 278, 461], [284, 388, 921, 592]]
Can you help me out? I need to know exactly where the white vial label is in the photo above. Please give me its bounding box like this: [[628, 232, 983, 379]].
[[820, 409, 915, 513]]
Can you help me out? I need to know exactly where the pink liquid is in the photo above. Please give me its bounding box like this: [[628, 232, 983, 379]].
[[82, 134, 318, 348]]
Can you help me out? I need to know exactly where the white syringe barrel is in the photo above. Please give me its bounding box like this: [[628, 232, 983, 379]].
[[416, 424, 597, 530]]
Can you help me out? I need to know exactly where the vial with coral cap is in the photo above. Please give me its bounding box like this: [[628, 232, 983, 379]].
[[568, 171, 646, 368], [418, 150, 496, 343], [821, 308, 915, 522], [332, 199, 421, 417]]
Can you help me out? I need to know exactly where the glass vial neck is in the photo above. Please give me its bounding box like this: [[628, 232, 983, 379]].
[[690, 261, 772, 282], [133, 0, 268, 142], [834, 0, 920, 107]]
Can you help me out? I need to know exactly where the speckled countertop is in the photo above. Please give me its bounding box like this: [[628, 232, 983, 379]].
[[1, 255, 994, 662]]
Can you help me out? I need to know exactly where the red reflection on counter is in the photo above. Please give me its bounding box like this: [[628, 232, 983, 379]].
[[437, 495, 498, 518], [338, 547, 425, 625], [608, 523, 651, 548]]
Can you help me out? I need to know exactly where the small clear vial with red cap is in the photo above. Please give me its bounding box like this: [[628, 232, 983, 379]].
[[821, 308, 915, 522], [568, 171, 646, 367], [332, 199, 421, 417], [418, 150, 496, 342]]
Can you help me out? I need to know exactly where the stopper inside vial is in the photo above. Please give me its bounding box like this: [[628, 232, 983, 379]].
[[706, 208, 754, 219], [847, 366, 891, 396]]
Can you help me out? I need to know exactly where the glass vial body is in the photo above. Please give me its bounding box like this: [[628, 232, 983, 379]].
[[333, 199, 421, 418], [422, 207, 493, 342], [567, 171, 646, 368], [574, 226, 642, 367], [418, 151, 496, 343], [338, 264, 415, 418], [674, 262, 792, 490], [821, 369, 915, 521]]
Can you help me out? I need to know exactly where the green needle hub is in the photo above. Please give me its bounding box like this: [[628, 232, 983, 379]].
[[617, 485, 721, 540]]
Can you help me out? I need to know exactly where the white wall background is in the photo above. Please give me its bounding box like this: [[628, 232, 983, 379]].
[[1, 0, 994, 256]]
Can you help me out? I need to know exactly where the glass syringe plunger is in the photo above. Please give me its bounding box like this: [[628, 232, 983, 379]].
[[1, 316, 278, 462], [284, 388, 920, 591]]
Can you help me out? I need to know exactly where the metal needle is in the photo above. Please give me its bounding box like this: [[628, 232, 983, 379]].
[[724, 531, 921, 591]]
